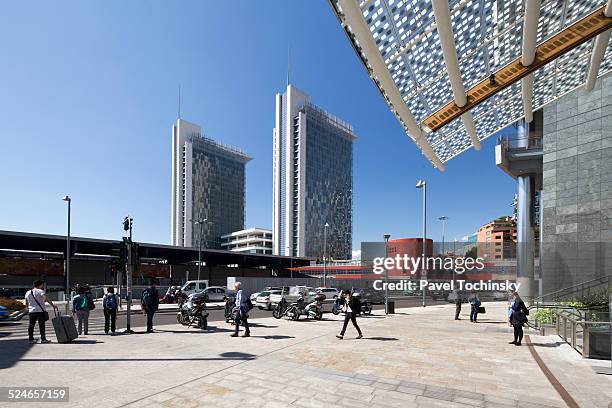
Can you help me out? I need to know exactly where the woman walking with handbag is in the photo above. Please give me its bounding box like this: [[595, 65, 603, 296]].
[[336, 290, 363, 340], [25, 280, 58, 344], [509, 292, 529, 346]]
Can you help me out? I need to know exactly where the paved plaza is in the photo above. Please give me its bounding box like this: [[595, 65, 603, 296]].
[[1, 302, 611, 408]]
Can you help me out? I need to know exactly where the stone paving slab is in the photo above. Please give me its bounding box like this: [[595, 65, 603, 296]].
[[1, 302, 609, 407]]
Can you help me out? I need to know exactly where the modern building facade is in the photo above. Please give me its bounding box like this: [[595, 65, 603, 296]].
[[220, 228, 273, 255], [272, 84, 356, 259], [171, 119, 251, 249], [540, 71, 612, 295]]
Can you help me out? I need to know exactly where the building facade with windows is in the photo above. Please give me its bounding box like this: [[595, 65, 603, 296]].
[[272, 84, 356, 259], [220, 228, 273, 254], [171, 118, 251, 249], [476, 216, 517, 260]]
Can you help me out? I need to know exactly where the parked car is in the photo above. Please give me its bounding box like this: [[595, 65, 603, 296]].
[[202, 286, 227, 302], [316, 287, 340, 299], [447, 290, 468, 303], [352, 287, 385, 304], [181, 280, 209, 296], [256, 290, 282, 310], [0, 305, 9, 321], [250, 286, 283, 302]]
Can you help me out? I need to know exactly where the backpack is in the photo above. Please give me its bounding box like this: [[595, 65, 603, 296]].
[[246, 297, 254, 311], [87, 296, 96, 310], [142, 288, 157, 310], [104, 294, 117, 310]]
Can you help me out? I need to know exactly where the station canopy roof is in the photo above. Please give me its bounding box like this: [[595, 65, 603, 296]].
[[329, 0, 612, 169]]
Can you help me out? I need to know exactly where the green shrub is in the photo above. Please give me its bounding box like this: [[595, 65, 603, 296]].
[[0, 297, 25, 311], [531, 308, 555, 325]]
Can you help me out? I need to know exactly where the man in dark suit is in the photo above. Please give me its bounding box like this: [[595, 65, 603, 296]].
[[230, 282, 251, 338]]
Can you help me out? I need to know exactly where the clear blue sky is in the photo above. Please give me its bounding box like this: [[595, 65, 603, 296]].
[[0, 0, 516, 252]]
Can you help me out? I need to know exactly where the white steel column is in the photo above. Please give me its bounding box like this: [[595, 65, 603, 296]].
[[338, 0, 445, 170], [431, 0, 481, 150], [585, 0, 612, 91], [521, 0, 541, 123]]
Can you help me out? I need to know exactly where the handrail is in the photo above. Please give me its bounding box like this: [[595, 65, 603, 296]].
[[533, 275, 612, 302]]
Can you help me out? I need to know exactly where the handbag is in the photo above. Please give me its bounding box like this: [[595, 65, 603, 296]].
[[29, 290, 49, 321], [477, 306, 486, 314]]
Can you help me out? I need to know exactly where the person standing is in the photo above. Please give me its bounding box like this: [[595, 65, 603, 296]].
[[102, 287, 119, 334], [230, 282, 251, 338], [509, 292, 529, 345], [141, 280, 159, 333], [468, 290, 481, 323], [336, 290, 363, 340], [453, 289, 462, 320], [72, 286, 90, 335], [25, 280, 58, 344]]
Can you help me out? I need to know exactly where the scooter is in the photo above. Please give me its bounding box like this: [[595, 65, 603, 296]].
[[176, 292, 209, 329], [272, 297, 288, 319], [284, 295, 325, 320]]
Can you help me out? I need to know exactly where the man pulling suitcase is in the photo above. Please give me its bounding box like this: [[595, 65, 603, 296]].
[[25, 280, 58, 344]]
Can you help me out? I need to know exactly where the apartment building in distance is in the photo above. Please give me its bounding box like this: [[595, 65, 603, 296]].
[[220, 228, 273, 255], [476, 216, 517, 260], [272, 84, 356, 259], [171, 118, 251, 249]]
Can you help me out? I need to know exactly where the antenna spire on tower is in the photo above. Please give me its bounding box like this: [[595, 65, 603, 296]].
[[178, 85, 181, 119], [287, 47, 290, 87]]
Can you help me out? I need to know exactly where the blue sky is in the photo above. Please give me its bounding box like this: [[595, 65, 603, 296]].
[[0, 0, 516, 252]]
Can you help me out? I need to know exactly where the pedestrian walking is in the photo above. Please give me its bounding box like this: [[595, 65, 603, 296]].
[[336, 289, 363, 340], [509, 292, 529, 346], [453, 289, 462, 320], [102, 287, 119, 334], [468, 290, 481, 323], [141, 280, 159, 333], [72, 286, 90, 335], [230, 282, 251, 337], [25, 280, 58, 344]]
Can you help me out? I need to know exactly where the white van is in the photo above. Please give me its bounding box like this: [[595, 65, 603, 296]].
[[181, 280, 209, 296]]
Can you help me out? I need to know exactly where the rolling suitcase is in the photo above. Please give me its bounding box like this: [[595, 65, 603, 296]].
[[52, 311, 78, 343]]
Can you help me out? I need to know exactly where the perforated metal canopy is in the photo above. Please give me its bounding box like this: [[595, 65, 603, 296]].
[[329, 0, 612, 169]]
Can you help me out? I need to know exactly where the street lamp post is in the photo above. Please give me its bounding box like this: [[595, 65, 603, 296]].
[[191, 218, 208, 282], [416, 180, 427, 307], [123, 216, 134, 334], [438, 216, 448, 256], [384, 233, 391, 315], [62, 196, 71, 314], [323, 223, 329, 286]]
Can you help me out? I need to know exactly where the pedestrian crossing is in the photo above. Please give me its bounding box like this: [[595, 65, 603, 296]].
[[0, 315, 146, 341]]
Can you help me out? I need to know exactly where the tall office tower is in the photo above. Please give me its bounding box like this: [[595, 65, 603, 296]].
[[272, 84, 356, 259], [171, 119, 251, 248]]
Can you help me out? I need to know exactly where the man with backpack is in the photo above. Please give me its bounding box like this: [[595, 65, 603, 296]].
[[72, 286, 90, 335], [141, 280, 159, 333], [230, 281, 252, 338], [102, 286, 119, 334]]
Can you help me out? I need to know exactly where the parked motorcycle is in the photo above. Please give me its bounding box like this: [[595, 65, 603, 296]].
[[272, 297, 288, 319], [284, 294, 325, 320], [224, 294, 236, 324], [176, 292, 209, 329]]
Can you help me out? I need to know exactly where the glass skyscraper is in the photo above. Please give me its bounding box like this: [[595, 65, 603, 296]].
[[171, 119, 251, 248], [273, 85, 356, 259]]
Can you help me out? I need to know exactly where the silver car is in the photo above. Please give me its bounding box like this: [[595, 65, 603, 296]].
[[203, 286, 227, 302], [256, 290, 282, 310]]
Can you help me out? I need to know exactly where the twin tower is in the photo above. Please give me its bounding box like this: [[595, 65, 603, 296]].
[[171, 84, 356, 261]]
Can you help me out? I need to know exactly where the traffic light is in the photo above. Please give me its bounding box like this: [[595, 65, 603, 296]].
[[110, 240, 128, 266], [123, 216, 131, 232], [131, 242, 139, 268]]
